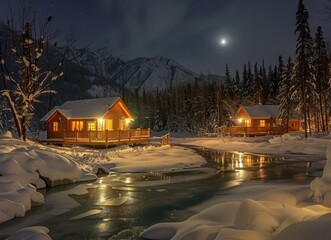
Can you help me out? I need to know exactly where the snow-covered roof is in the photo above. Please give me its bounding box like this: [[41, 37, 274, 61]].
[[41, 97, 125, 121], [240, 105, 280, 119]]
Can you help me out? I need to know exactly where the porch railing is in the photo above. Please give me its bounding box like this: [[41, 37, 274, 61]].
[[221, 126, 286, 136], [63, 128, 150, 145]]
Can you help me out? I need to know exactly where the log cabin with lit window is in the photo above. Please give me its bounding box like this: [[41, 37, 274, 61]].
[[40, 97, 150, 146], [223, 105, 302, 136]]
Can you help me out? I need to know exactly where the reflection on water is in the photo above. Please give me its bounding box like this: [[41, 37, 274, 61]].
[[0, 147, 313, 240]]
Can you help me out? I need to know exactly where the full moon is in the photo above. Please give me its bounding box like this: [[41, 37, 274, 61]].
[[220, 38, 227, 46]]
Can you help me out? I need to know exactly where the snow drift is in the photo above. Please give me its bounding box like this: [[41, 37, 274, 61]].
[[0, 132, 97, 224]]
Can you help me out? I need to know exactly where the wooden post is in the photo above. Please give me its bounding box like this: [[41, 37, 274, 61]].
[[75, 131, 78, 142], [118, 129, 121, 142], [105, 130, 108, 144], [89, 131, 91, 142], [63, 129, 66, 145], [129, 129, 131, 140], [138, 128, 141, 140]]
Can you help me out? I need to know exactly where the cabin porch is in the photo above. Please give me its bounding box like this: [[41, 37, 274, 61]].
[[41, 128, 151, 146], [221, 126, 286, 136]]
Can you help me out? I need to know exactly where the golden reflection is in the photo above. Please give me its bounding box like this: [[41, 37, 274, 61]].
[[245, 155, 252, 167], [98, 183, 107, 203], [97, 222, 109, 232], [124, 177, 132, 184]]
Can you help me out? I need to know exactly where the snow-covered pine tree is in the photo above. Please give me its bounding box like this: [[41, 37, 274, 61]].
[[313, 26, 330, 132], [252, 62, 262, 104], [247, 62, 254, 99], [293, 0, 317, 138], [242, 63, 248, 97], [260, 62, 269, 104], [278, 57, 295, 133], [0, 9, 73, 141], [224, 64, 233, 98], [234, 70, 242, 99]]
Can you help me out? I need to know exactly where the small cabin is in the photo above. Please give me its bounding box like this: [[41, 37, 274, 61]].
[[223, 105, 302, 136], [40, 97, 150, 146]]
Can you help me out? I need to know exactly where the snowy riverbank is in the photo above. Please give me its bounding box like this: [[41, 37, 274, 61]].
[[1, 131, 331, 239], [141, 133, 331, 240]]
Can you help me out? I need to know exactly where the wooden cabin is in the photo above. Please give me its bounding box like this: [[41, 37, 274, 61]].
[[40, 97, 150, 146], [223, 105, 302, 136]]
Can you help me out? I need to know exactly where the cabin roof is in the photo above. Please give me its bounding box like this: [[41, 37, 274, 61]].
[[41, 97, 131, 121], [240, 105, 280, 119]]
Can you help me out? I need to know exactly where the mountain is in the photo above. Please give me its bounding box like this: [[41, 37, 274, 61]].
[[70, 48, 199, 96]]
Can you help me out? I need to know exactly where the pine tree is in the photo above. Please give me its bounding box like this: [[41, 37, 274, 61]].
[[242, 64, 248, 97], [252, 62, 262, 104], [279, 57, 295, 132], [224, 64, 233, 97], [293, 0, 316, 138], [313, 26, 330, 132]]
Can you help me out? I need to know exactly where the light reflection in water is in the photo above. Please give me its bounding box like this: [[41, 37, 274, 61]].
[[211, 151, 282, 171]]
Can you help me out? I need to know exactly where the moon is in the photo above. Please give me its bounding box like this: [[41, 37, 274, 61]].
[[220, 38, 227, 46]]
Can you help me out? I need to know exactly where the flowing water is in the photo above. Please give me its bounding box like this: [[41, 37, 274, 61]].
[[0, 147, 313, 240]]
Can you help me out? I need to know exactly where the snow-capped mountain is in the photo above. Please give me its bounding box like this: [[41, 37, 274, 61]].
[[110, 56, 199, 92], [70, 48, 199, 96]]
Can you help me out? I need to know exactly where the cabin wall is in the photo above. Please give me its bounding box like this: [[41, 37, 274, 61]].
[[104, 102, 130, 130], [288, 119, 301, 131], [47, 111, 67, 139]]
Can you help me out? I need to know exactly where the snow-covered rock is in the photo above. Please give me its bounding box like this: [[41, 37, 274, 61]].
[[311, 141, 331, 203], [6, 226, 52, 240], [0, 137, 97, 224], [1, 131, 13, 138]]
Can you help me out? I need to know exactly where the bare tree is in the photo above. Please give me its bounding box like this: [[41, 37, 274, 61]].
[[0, 4, 74, 141]]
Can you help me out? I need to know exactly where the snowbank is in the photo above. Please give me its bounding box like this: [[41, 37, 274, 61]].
[[0, 133, 97, 224], [173, 133, 329, 161], [311, 141, 331, 204], [7, 226, 51, 240], [141, 139, 331, 240]]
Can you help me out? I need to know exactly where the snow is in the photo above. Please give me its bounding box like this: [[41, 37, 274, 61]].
[[0, 133, 97, 225], [2, 130, 331, 240], [241, 105, 280, 118], [40, 97, 120, 121], [141, 135, 331, 240], [7, 226, 51, 240]]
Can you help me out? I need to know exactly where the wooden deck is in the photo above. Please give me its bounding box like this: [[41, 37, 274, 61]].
[[222, 126, 286, 136], [41, 129, 151, 147]]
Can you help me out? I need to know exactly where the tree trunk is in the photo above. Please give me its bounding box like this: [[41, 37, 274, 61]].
[[319, 94, 325, 132], [2, 93, 23, 139]]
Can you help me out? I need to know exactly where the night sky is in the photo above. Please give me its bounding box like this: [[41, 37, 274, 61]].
[[0, 0, 330, 75]]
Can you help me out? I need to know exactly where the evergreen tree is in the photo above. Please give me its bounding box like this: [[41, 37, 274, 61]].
[[242, 64, 248, 96], [293, 0, 316, 138], [313, 26, 330, 132], [253, 62, 262, 104], [224, 64, 233, 97], [279, 57, 295, 132]]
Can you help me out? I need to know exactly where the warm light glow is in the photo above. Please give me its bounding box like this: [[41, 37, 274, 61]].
[[125, 118, 132, 125], [98, 118, 105, 131], [98, 118, 104, 124], [238, 118, 243, 123], [124, 177, 132, 184]]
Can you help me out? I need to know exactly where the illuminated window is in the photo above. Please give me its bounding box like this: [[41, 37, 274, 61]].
[[71, 121, 83, 131], [87, 121, 96, 131], [53, 122, 58, 131], [260, 120, 265, 127], [244, 120, 251, 127]]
